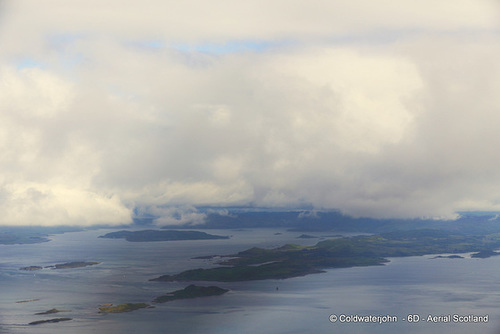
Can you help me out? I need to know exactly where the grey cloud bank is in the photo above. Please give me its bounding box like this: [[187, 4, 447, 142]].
[[0, 1, 499, 225]]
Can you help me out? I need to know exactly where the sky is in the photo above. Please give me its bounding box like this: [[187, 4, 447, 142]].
[[0, 1, 499, 226]]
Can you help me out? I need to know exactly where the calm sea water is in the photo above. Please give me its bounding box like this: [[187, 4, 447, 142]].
[[1, 228, 500, 334]]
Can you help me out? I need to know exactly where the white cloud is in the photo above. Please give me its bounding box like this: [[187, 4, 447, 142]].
[[0, 0, 498, 224], [147, 206, 207, 226], [0, 182, 130, 226]]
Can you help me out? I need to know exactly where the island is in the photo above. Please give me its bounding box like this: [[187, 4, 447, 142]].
[[153, 285, 229, 303], [151, 229, 500, 282], [16, 299, 40, 304], [297, 234, 317, 239], [0, 226, 82, 245], [431, 255, 464, 259], [99, 230, 229, 242], [35, 308, 69, 315], [50, 261, 101, 269], [0, 232, 49, 245], [471, 250, 500, 258], [98, 303, 150, 313], [28, 318, 72, 325], [97, 285, 228, 314], [20, 262, 101, 271], [20, 266, 43, 271]]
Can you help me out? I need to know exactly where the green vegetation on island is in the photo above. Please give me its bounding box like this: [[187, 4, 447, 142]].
[[98, 303, 150, 313], [151, 229, 500, 282], [153, 284, 229, 303], [98, 285, 228, 314], [99, 230, 229, 242], [28, 318, 72, 325]]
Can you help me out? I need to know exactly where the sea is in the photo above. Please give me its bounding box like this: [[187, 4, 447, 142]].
[[1, 228, 500, 334]]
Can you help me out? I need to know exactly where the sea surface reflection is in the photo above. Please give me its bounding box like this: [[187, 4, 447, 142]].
[[1, 228, 500, 333]]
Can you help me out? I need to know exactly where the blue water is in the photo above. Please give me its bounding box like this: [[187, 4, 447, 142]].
[[1, 228, 500, 333]]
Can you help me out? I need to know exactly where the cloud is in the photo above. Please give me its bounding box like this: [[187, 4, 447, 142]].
[[140, 206, 207, 226], [0, 182, 130, 226], [0, 0, 499, 224]]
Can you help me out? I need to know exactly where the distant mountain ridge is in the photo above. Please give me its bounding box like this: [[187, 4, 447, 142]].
[[143, 208, 500, 234]]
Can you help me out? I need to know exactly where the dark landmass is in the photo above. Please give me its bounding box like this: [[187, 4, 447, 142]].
[[98, 303, 150, 313], [471, 250, 500, 258], [35, 308, 69, 315], [0, 233, 50, 245], [0, 226, 83, 245], [97, 285, 228, 314], [16, 299, 40, 304], [153, 284, 229, 303], [20, 266, 43, 271], [192, 255, 220, 260], [20, 262, 100, 271], [46, 261, 101, 269], [297, 234, 317, 239], [153, 207, 500, 235], [28, 318, 72, 325], [151, 263, 326, 282], [99, 230, 229, 242], [151, 229, 500, 282], [431, 255, 464, 259]]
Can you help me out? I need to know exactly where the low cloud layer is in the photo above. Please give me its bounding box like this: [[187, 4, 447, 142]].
[[0, 1, 499, 225]]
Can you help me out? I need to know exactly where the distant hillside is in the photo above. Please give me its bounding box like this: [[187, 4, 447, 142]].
[[154, 208, 500, 234]]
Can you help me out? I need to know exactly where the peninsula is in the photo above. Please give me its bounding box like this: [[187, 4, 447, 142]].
[[99, 230, 229, 242], [98, 285, 228, 313], [153, 284, 229, 303], [151, 229, 500, 282]]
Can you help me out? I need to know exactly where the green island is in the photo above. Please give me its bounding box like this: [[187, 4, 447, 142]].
[[99, 230, 229, 242], [151, 229, 500, 282], [153, 284, 229, 303], [28, 318, 72, 325], [431, 255, 464, 259], [98, 303, 150, 313]]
